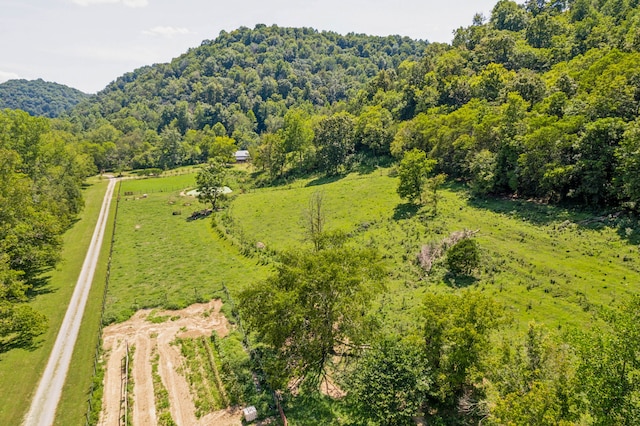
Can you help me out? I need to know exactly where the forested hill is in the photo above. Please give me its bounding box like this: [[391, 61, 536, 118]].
[[0, 79, 91, 118], [67, 2, 640, 209], [70, 26, 427, 136]]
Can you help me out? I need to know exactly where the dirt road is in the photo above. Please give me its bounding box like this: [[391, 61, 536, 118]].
[[99, 299, 242, 426], [24, 177, 118, 426]]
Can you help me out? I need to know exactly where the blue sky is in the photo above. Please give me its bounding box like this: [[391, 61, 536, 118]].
[[0, 0, 499, 93]]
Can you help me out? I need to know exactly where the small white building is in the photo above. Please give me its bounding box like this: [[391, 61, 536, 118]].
[[234, 150, 251, 162], [243, 406, 258, 422]]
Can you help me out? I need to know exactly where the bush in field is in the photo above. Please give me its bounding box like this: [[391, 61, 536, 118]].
[[446, 239, 480, 276]]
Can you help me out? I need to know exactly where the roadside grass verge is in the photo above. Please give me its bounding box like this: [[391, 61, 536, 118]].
[[54, 177, 119, 426], [0, 177, 110, 426]]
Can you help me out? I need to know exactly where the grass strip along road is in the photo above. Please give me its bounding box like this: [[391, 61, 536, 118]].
[[24, 178, 117, 426]]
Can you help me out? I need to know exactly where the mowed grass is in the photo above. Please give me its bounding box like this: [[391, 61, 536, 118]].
[[0, 178, 111, 426], [228, 168, 640, 331], [105, 172, 269, 324]]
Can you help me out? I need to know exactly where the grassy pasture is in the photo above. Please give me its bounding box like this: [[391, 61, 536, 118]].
[[99, 167, 640, 425], [105, 173, 269, 324], [228, 168, 640, 331], [0, 178, 110, 426]]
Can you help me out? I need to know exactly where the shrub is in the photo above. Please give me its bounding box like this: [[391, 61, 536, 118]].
[[446, 239, 480, 275]]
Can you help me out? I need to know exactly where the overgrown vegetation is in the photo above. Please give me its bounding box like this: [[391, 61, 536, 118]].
[[150, 347, 175, 426]]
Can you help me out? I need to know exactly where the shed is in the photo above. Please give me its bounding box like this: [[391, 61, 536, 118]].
[[234, 150, 251, 162], [243, 406, 258, 422]]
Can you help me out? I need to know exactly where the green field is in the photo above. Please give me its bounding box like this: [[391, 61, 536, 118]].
[[227, 168, 640, 331], [0, 178, 110, 426], [105, 173, 269, 324], [95, 167, 640, 424]]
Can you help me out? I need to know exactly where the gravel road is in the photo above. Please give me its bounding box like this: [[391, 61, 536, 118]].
[[23, 177, 118, 426]]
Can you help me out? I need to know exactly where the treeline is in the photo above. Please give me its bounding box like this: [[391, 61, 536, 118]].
[[364, 0, 640, 208], [65, 26, 426, 172], [0, 109, 94, 350], [0, 79, 91, 118], [60, 0, 640, 209]]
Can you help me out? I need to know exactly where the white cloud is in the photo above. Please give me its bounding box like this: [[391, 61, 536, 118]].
[[142, 26, 190, 38], [0, 70, 20, 83], [71, 0, 149, 8]]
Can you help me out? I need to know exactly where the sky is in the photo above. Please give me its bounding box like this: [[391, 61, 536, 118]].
[[0, 0, 499, 94]]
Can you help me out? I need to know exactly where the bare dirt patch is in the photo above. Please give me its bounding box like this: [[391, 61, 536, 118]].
[[99, 299, 243, 426]]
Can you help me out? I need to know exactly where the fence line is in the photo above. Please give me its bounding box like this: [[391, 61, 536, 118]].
[[85, 179, 121, 426]]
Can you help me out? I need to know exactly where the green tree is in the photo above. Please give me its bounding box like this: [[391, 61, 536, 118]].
[[573, 296, 640, 424], [158, 127, 185, 169], [282, 108, 314, 168], [469, 149, 498, 195], [425, 173, 447, 216], [397, 148, 436, 204], [423, 292, 505, 410], [354, 105, 395, 155], [195, 158, 227, 211], [446, 238, 481, 275], [485, 323, 579, 425], [256, 132, 287, 179], [347, 336, 430, 425], [239, 247, 385, 389], [314, 112, 355, 175], [616, 119, 640, 207], [573, 118, 626, 205], [490, 0, 529, 32]]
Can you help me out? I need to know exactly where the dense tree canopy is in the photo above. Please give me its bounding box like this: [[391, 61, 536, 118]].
[[0, 79, 90, 118], [0, 109, 92, 349]]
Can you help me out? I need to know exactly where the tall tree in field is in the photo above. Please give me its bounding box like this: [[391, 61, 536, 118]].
[[195, 158, 227, 210], [314, 112, 355, 175], [303, 191, 325, 251], [282, 108, 314, 168], [239, 246, 385, 390], [397, 148, 436, 204]]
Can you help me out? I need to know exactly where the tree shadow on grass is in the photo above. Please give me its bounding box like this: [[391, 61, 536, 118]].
[[186, 208, 212, 221], [465, 191, 640, 246], [0, 335, 43, 355], [393, 203, 420, 221], [450, 184, 638, 235], [306, 174, 346, 187], [445, 273, 479, 288], [354, 155, 394, 175], [25, 276, 55, 299]]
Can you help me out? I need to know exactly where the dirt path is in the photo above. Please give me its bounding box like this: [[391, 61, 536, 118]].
[[99, 299, 243, 426], [24, 177, 118, 426]]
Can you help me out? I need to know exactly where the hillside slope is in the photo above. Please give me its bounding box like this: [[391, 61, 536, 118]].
[[71, 25, 428, 135], [0, 79, 90, 118]]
